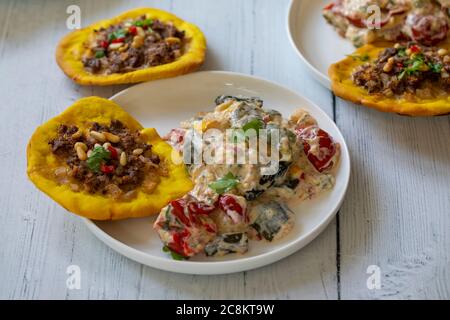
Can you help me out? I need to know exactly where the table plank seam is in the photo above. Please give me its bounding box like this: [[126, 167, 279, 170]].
[[332, 93, 342, 300]]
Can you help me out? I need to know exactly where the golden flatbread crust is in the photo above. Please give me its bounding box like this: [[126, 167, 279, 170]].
[[27, 97, 192, 220], [56, 8, 206, 86], [329, 41, 450, 116]]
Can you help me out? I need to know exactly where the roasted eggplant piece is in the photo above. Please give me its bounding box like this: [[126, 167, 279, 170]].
[[204, 232, 249, 257], [215, 95, 263, 107], [250, 201, 294, 241], [259, 161, 291, 186]]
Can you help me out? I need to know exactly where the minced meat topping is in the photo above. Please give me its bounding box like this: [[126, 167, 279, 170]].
[[352, 42, 450, 99], [82, 16, 185, 74], [49, 120, 162, 199]]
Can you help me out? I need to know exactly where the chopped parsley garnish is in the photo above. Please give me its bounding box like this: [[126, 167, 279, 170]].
[[398, 53, 443, 80], [108, 29, 127, 41], [95, 50, 105, 58], [347, 53, 370, 62], [429, 62, 443, 73], [397, 48, 407, 57], [398, 54, 425, 80], [208, 172, 239, 194], [134, 18, 153, 29], [143, 18, 153, 26], [86, 146, 110, 173], [231, 118, 265, 142], [162, 246, 186, 260], [242, 118, 264, 133]]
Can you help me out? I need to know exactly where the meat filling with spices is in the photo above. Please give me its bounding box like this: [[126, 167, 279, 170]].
[[49, 120, 162, 198], [352, 42, 450, 98], [82, 16, 185, 74]]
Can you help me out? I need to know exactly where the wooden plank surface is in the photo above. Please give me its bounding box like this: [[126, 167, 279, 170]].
[[0, 0, 448, 300]]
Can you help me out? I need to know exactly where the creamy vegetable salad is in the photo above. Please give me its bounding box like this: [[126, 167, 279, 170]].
[[153, 96, 340, 259]]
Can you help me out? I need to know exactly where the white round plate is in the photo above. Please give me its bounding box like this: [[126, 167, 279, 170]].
[[287, 0, 356, 88], [83, 71, 350, 275]]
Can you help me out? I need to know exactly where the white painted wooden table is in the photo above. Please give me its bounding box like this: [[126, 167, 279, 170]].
[[0, 0, 449, 300]]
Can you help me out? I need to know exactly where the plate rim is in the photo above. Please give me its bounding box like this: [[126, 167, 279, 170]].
[[286, 0, 332, 89], [83, 70, 350, 275]]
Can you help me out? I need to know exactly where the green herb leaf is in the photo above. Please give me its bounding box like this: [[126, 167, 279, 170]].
[[398, 69, 407, 80], [133, 20, 144, 27], [347, 54, 370, 62], [95, 50, 105, 58], [162, 246, 187, 260], [208, 172, 239, 194], [409, 59, 424, 72], [143, 18, 153, 26], [429, 62, 443, 73], [398, 54, 427, 80], [242, 118, 264, 133], [231, 119, 264, 143], [86, 146, 110, 173], [108, 29, 127, 41], [397, 48, 407, 57]]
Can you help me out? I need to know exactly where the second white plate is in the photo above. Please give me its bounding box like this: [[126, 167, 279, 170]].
[[83, 71, 350, 275], [287, 0, 356, 88]]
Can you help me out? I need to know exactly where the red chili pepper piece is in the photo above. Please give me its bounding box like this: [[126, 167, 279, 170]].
[[129, 25, 137, 36], [410, 44, 421, 53], [218, 195, 243, 215], [100, 40, 109, 49], [100, 164, 115, 174], [111, 38, 125, 44], [107, 145, 118, 159]]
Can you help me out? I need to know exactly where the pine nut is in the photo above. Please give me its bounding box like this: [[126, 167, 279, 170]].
[[394, 43, 401, 49], [118, 44, 129, 52], [103, 142, 111, 150], [405, 48, 412, 56], [131, 35, 144, 49], [133, 148, 144, 155], [76, 146, 87, 160], [165, 37, 181, 44], [74, 142, 87, 151], [103, 132, 120, 143], [120, 152, 127, 166], [438, 48, 448, 56], [136, 27, 146, 37], [108, 42, 123, 50], [87, 150, 93, 157], [94, 143, 102, 149], [444, 55, 450, 63], [90, 131, 106, 142], [71, 129, 83, 139], [383, 61, 393, 73]]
